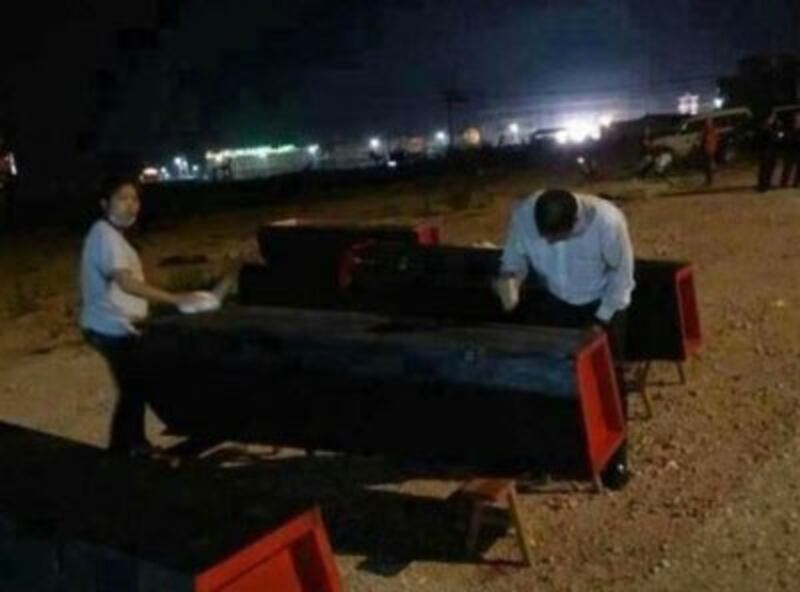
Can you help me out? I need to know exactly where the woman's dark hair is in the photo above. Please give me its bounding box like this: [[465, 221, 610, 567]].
[[534, 189, 578, 235], [100, 174, 141, 203]]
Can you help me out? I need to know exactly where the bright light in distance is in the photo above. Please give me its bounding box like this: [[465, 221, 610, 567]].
[[307, 144, 320, 156], [598, 114, 614, 128], [713, 97, 725, 109], [205, 145, 299, 162], [387, 160, 398, 168], [435, 130, 448, 143], [369, 138, 381, 150], [564, 121, 601, 144], [508, 122, 520, 135], [192, 164, 200, 172], [678, 94, 700, 115], [555, 130, 569, 145]]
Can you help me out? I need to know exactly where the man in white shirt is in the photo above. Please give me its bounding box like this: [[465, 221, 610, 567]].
[[497, 188, 635, 488], [80, 176, 210, 458], [499, 189, 634, 327]]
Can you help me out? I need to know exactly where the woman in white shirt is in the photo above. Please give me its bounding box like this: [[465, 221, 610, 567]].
[[80, 176, 215, 458]]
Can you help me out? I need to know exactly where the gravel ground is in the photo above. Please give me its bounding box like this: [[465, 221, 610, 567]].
[[1, 166, 799, 591]]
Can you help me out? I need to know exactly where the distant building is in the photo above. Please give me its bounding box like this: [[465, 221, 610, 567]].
[[205, 144, 318, 180]]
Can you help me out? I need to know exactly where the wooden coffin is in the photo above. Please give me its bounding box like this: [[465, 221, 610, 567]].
[[347, 244, 703, 361], [254, 220, 439, 309], [0, 422, 341, 592], [135, 307, 624, 482], [240, 240, 702, 362]]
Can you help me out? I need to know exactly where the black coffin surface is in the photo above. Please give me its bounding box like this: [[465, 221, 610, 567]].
[[238, 262, 355, 311], [0, 422, 309, 591], [135, 307, 623, 480], [348, 244, 510, 320], [240, 242, 702, 363], [347, 244, 701, 362], [257, 222, 439, 264], [626, 259, 702, 361], [239, 244, 506, 318], [254, 222, 439, 309]]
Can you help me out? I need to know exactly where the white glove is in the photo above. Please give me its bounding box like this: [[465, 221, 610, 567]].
[[177, 291, 221, 315], [492, 275, 521, 312]]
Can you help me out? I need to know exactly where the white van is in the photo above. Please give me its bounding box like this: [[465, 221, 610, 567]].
[[770, 104, 800, 128], [649, 107, 753, 161]]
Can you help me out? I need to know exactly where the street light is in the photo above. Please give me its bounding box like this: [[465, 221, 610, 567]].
[[435, 130, 448, 143], [369, 138, 381, 151], [508, 122, 520, 135]]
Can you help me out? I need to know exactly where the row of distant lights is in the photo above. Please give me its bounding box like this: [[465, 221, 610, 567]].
[[181, 113, 623, 176], [372, 116, 616, 150], [211, 104, 732, 161], [146, 100, 730, 181], [679, 95, 725, 116], [205, 144, 321, 162], [141, 156, 199, 181], [369, 130, 450, 151], [204, 117, 615, 161]]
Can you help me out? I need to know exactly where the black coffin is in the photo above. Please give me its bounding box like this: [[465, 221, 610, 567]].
[[347, 243, 509, 320], [347, 244, 703, 361], [257, 220, 440, 264], [239, 244, 505, 318], [625, 259, 702, 361], [135, 307, 624, 481], [253, 220, 439, 309], [240, 241, 702, 363], [0, 422, 324, 592]]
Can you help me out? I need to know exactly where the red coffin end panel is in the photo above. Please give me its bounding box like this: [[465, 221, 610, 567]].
[[195, 507, 343, 592], [675, 265, 702, 358], [413, 223, 440, 246], [574, 333, 626, 478]]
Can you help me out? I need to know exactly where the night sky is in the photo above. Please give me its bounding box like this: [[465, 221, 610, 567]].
[[1, 0, 799, 191]]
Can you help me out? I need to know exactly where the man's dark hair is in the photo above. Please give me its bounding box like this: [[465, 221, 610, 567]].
[[535, 189, 578, 235], [100, 174, 140, 202]]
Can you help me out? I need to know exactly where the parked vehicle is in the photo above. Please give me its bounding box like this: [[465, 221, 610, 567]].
[[648, 107, 753, 163], [769, 104, 800, 128]]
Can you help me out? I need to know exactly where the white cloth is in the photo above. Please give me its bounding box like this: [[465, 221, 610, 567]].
[[500, 192, 635, 322], [492, 275, 522, 312], [178, 291, 221, 315], [80, 219, 148, 336]]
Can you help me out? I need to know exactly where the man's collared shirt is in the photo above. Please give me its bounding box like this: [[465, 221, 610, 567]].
[[500, 192, 635, 322]]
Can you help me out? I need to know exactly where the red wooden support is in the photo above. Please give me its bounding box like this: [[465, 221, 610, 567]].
[[196, 507, 342, 592]]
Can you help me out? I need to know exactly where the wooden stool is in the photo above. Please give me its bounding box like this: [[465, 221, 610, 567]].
[[626, 361, 654, 420], [455, 478, 534, 567], [626, 360, 688, 420]]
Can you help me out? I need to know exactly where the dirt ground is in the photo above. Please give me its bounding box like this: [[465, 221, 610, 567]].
[[1, 165, 800, 591]]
